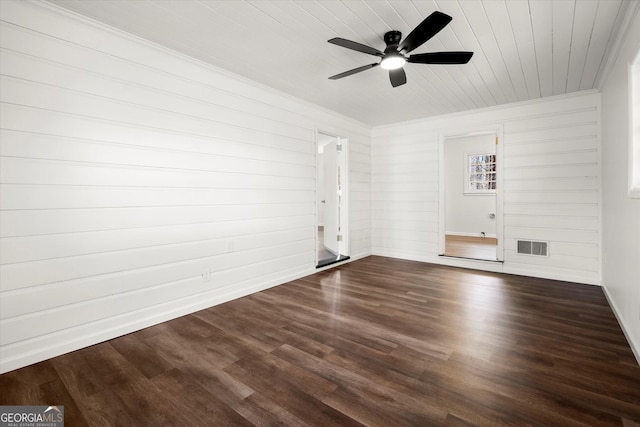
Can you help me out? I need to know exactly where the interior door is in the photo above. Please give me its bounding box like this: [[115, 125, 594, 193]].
[[323, 138, 340, 254]]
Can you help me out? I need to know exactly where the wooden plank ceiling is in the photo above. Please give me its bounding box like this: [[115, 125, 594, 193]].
[[46, 0, 631, 126]]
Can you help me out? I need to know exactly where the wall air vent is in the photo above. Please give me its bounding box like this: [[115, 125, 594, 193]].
[[517, 240, 549, 257]]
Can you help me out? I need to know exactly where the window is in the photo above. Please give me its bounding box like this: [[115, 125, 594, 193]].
[[630, 47, 640, 198], [465, 153, 496, 194]]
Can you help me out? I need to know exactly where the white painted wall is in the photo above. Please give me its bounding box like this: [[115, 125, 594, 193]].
[[372, 91, 601, 285], [445, 134, 497, 237], [600, 6, 640, 362], [0, 0, 371, 373]]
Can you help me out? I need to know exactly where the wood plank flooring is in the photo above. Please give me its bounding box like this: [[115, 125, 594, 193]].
[[2, 256, 639, 426], [445, 235, 498, 261]]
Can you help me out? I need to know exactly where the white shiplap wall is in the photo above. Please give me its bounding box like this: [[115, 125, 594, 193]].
[[600, 4, 640, 363], [43, 0, 630, 126], [372, 91, 601, 285], [0, 0, 371, 373]]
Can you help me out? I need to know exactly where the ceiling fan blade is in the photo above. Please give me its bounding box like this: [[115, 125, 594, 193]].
[[329, 63, 379, 80], [408, 51, 474, 64], [328, 38, 384, 57], [399, 11, 452, 54], [389, 68, 407, 87]]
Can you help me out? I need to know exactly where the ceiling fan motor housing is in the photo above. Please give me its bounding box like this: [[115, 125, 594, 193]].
[[384, 30, 403, 53]]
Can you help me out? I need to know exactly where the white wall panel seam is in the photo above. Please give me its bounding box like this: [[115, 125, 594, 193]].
[[0, 19, 367, 132]]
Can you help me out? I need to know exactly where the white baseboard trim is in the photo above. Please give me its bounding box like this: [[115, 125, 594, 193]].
[[0, 265, 311, 374], [501, 265, 601, 286], [5, 251, 618, 374], [0, 252, 375, 374], [601, 285, 640, 366], [346, 251, 371, 262], [371, 249, 431, 264], [372, 249, 598, 285]]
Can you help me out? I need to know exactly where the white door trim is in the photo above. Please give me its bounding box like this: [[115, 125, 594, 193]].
[[438, 126, 504, 261], [315, 130, 350, 267]]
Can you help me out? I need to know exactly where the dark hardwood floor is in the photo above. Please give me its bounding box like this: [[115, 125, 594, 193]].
[[2, 256, 639, 426]]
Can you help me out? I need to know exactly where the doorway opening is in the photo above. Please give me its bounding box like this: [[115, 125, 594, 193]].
[[316, 131, 349, 268], [440, 131, 503, 262]]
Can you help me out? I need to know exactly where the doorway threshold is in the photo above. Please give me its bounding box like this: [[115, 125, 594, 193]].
[[439, 254, 503, 263], [316, 255, 350, 269]]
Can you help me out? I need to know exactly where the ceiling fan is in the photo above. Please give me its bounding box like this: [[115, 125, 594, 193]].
[[327, 11, 473, 87]]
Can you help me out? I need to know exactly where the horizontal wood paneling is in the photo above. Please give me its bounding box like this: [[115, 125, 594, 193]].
[[0, 185, 315, 210], [0, 129, 315, 168], [504, 202, 599, 217], [0, 1, 371, 373], [1, 215, 313, 265], [1, 243, 313, 338], [372, 91, 601, 284], [36, 0, 630, 126], [0, 203, 313, 237]]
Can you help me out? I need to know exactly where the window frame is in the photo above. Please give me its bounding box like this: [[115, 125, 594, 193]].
[[629, 46, 640, 199], [464, 152, 497, 195]]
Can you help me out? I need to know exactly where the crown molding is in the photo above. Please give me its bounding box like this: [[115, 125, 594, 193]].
[[596, 0, 640, 89]]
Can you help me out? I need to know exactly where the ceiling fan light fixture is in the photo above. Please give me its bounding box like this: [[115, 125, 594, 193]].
[[380, 55, 406, 70], [327, 11, 473, 87]]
